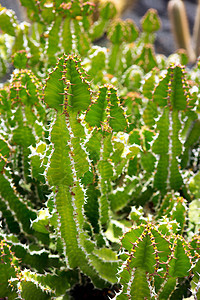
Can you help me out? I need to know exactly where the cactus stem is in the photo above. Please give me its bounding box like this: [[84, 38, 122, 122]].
[[168, 0, 196, 63]]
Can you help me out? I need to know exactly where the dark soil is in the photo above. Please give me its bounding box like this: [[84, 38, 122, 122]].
[[69, 280, 120, 300]]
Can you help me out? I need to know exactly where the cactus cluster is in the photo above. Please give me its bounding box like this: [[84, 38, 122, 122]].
[[0, 1, 200, 299]]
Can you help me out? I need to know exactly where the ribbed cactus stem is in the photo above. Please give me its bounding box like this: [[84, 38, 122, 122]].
[[168, 0, 196, 63], [193, 0, 200, 57]]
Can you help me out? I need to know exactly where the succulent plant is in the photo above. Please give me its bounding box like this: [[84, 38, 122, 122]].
[[0, 1, 199, 299], [168, 0, 200, 62]]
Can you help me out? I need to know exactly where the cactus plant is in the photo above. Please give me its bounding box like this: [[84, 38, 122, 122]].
[[0, 1, 200, 299], [168, 0, 200, 62]]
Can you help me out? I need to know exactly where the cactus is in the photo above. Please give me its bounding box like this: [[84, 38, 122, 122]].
[[117, 220, 192, 299], [0, 239, 21, 299], [193, 0, 200, 57], [152, 64, 192, 195], [0, 1, 200, 299], [107, 18, 139, 75], [168, 0, 196, 63], [43, 54, 122, 286], [117, 190, 195, 299]]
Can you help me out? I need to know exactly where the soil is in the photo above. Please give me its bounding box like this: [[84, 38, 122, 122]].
[[69, 281, 119, 300]]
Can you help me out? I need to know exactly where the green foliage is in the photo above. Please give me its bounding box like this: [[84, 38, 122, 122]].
[[0, 1, 200, 299]]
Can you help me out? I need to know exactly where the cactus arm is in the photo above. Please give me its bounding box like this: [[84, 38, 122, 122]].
[[193, 0, 200, 57], [108, 43, 121, 75], [181, 120, 200, 168], [118, 221, 193, 299], [85, 86, 107, 127], [118, 268, 151, 300], [156, 193, 188, 234], [0, 135, 37, 237], [84, 185, 101, 234], [0, 240, 20, 299], [47, 114, 73, 187], [118, 223, 171, 299], [45, 16, 62, 65], [20, 281, 51, 300], [107, 19, 138, 75], [89, 2, 117, 41], [109, 88, 127, 131], [73, 19, 90, 56], [157, 277, 177, 299], [62, 17, 72, 53], [152, 108, 169, 194], [134, 44, 157, 73], [0, 5, 18, 36], [168, 236, 191, 277], [86, 86, 128, 132], [141, 8, 161, 34], [169, 109, 183, 191], [86, 85, 128, 228], [44, 54, 120, 286], [168, 0, 196, 63], [0, 171, 36, 234], [152, 65, 192, 194], [97, 134, 113, 228], [19, 0, 40, 21]]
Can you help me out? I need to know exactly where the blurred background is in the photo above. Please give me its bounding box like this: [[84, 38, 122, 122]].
[[0, 0, 198, 57]]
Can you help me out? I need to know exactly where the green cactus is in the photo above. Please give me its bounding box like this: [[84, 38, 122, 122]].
[[117, 221, 192, 299], [107, 18, 139, 75], [43, 54, 121, 286], [0, 1, 200, 299], [0, 239, 21, 299], [117, 210, 194, 300], [152, 64, 193, 195]]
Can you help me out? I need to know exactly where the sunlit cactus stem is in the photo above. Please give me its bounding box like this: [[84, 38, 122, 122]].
[[193, 0, 200, 57], [168, 0, 196, 63]]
